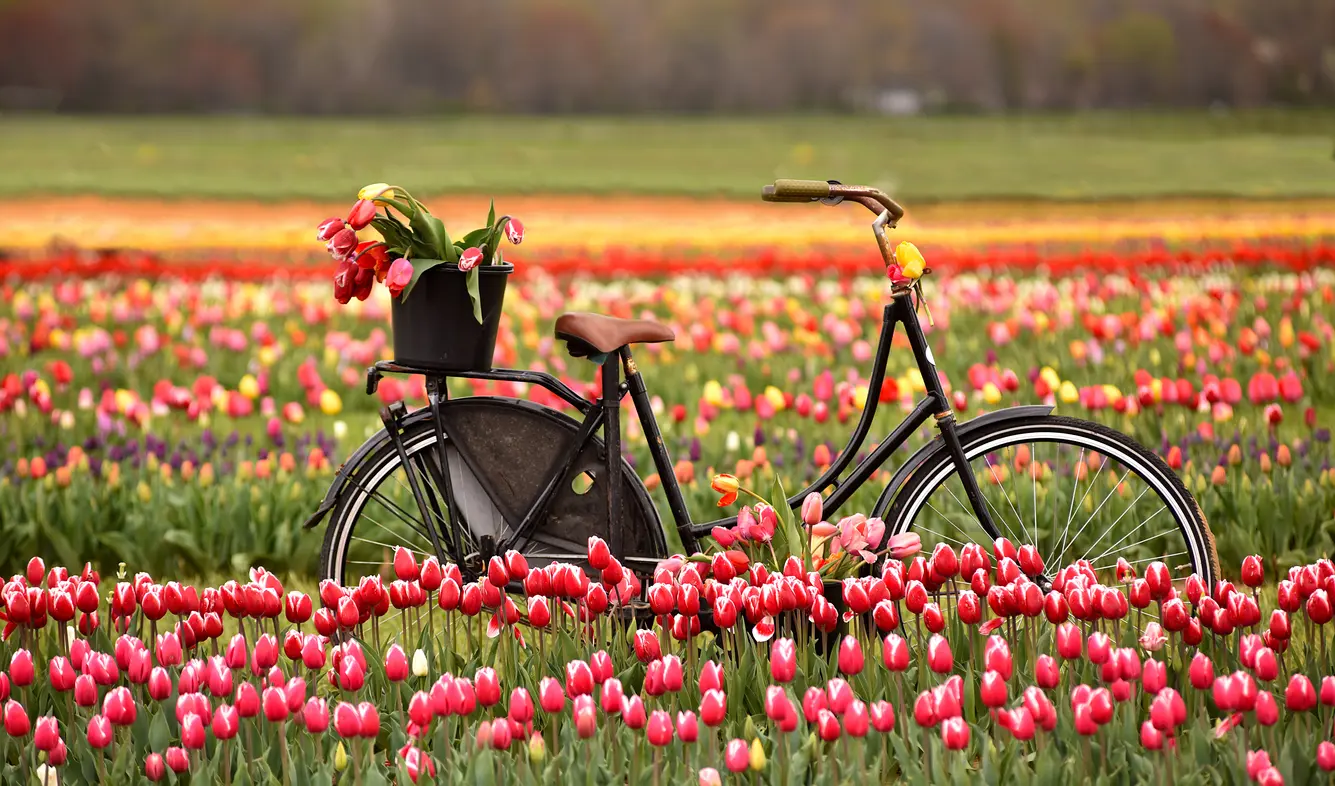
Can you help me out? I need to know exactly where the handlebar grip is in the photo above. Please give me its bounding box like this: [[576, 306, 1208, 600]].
[[770, 179, 832, 199]]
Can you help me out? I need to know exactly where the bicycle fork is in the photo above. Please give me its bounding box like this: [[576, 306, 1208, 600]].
[[897, 292, 1004, 546]]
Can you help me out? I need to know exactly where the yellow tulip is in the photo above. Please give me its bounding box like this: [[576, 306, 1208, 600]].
[[982, 382, 1002, 405], [895, 241, 926, 279], [749, 739, 767, 771], [238, 374, 260, 400], [702, 380, 724, 407], [319, 389, 343, 416], [334, 742, 348, 771], [1058, 381, 1079, 404], [357, 183, 394, 200]]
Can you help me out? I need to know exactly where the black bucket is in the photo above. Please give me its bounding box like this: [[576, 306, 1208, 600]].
[[390, 262, 512, 371]]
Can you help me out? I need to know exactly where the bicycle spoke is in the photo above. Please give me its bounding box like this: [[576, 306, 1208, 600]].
[[1090, 526, 1176, 564], [1059, 451, 1105, 560], [1086, 504, 1169, 564], [352, 533, 427, 555], [942, 480, 1024, 546], [363, 514, 432, 554], [916, 506, 973, 548], [391, 472, 453, 533], [1092, 551, 1188, 572], [1030, 442, 1038, 548], [1056, 466, 1132, 568], [984, 454, 1028, 543], [1075, 483, 1156, 562]]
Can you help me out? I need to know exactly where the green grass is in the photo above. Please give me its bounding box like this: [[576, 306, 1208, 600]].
[[0, 111, 1332, 201]]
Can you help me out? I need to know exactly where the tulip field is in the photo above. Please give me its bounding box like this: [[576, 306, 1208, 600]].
[[2, 239, 1334, 578], [2, 180, 1335, 782]]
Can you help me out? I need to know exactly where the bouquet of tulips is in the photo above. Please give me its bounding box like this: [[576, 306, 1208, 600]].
[[6, 522, 1335, 785], [315, 184, 524, 320]]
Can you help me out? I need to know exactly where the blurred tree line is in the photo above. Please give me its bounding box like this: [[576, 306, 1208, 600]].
[[0, 0, 1330, 112]]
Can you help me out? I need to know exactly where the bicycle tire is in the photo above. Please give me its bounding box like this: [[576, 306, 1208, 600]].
[[879, 414, 1219, 587]]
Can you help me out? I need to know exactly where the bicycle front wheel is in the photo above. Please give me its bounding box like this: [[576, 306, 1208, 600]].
[[880, 415, 1218, 588]]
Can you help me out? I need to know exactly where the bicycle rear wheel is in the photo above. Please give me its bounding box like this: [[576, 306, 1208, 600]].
[[879, 415, 1218, 589], [319, 397, 667, 588]]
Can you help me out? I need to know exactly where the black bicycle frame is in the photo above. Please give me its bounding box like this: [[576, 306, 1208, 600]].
[[363, 290, 1002, 571]]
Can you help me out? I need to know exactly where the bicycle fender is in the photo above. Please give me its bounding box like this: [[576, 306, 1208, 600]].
[[302, 407, 437, 530], [870, 405, 1054, 518]]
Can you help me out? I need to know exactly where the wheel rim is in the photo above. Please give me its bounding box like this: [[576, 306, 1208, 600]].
[[892, 425, 1212, 587]]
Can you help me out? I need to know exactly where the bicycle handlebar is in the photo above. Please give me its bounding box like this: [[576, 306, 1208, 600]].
[[763, 179, 907, 268], [763, 179, 905, 223]]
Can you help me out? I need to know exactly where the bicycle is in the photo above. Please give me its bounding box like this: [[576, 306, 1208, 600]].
[[306, 179, 1219, 593]]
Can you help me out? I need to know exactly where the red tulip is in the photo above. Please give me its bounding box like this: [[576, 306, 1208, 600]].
[[861, 700, 892, 734], [725, 738, 751, 772], [333, 702, 360, 737], [1073, 702, 1097, 735], [81, 712, 113, 750], [564, 698, 594, 740], [103, 686, 136, 726], [882, 634, 910, 672], [1140, 720, 1163, 750], [662, 655, 684, 692], [599, 679, 623, 715], [258, 686, 287, 722], [927, 634, 953, 674], [633, 629, 662, 662], [1286, 674, 1316, 712], [467, 667, 497, 708], [143, 752, 167, 781], [356, 702, 379, 738], [1307, 589, 1333, 624], [32, 714, 59, 751], [621, 695, 647, 729], [2, 700, 29, 737], [213, 704, 241, 742], [1319, 741, 1335, 772], [770, 638, 796, 682], [646, 710, 674, 747], [283, 591, 313, 624], [977, 670, 1007, 708], [1254, 690, 1279, 726], [9, 649, 34, 688], [565, 660, 594, 697], [164, 746, 189, 773], [1254, 647, 1279, 681], [940, 716, 970, 750], [303, 697, 330, 733], [539, 677, 565, 713], [392, 547, 419, 582], [700, 689, 727, 727], [837, 635, 864, 675], [446, 677, 476, 716], [913, 691, 938, 728], [802, 687, 828, 723]]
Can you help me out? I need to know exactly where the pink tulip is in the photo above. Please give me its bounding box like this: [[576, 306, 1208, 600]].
[[725, 739, 750, 772], [87, 714, 113, 749]]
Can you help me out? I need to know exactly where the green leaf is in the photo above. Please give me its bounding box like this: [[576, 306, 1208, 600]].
[[458, 227, 490, 249], [149, 711, 172, 752], [466, 267, 482, 323], [486, 200, 496, 229], [400, 258, 448, 303]]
